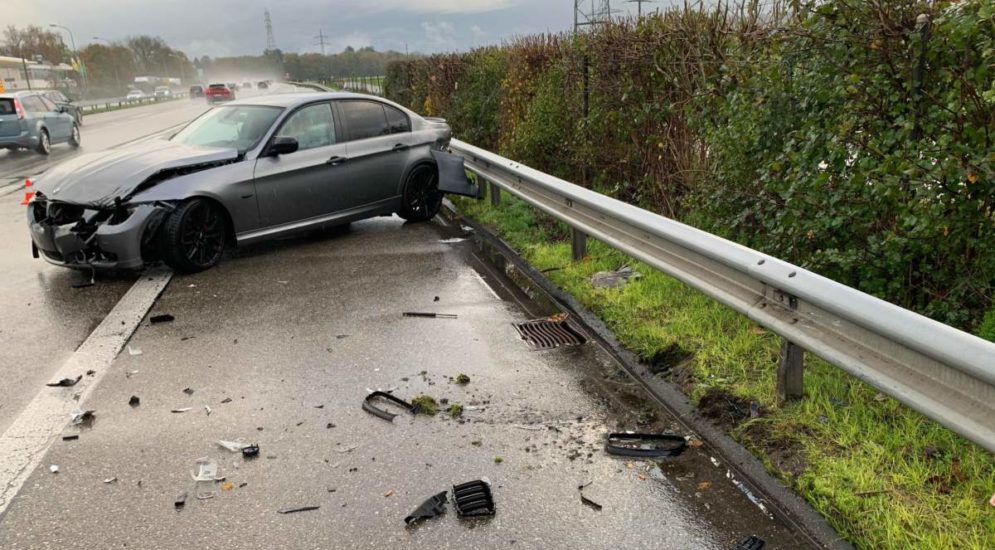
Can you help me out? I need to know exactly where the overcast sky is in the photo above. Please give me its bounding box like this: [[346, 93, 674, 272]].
[[5, 0, 674, 58]]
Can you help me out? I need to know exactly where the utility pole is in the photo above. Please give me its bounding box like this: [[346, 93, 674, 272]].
[[625, 0, 655, 18], [314, 29, 329, 55], [264, 9, 277, 51]]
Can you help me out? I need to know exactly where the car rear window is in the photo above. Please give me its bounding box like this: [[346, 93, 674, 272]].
[[209, 84, 226, 89], [0, 99, 14, 115], [339, 100, 389, 141], [21, 96, 47, 112]]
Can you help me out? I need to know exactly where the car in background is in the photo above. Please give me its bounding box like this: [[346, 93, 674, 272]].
[[126, 89, 146, 101], [154, 86, 172, 99], [257, 81, 269, 89], [40, 90, 83, 126], [242, 81, 252, 89], [205, 84, 235, 104], [0, 91, 80, 155], [189, 85, 205, 98], [227, 82, 239, 91], [26, 92, 478, 272]]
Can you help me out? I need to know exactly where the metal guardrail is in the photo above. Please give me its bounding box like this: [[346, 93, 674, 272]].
[[79, 93, 187, 113], [450, 138, 995, 453]]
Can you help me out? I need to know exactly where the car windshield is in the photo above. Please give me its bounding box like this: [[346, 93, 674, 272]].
[[170, 105, 282, 153]]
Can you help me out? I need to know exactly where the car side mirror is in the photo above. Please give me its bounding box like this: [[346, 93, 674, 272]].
[[267, 136, 299, 156]]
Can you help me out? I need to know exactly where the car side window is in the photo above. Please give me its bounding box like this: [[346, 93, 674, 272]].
[[340, 101, 389, 141], [21, 96, 45, 112], [275, 103, 336, 151], [384, 105, 410, 134], [39, 96, 57, 111]]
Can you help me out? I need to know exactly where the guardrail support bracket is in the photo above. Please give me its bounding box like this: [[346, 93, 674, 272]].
[[571, 228, 587, 261], [489, 182, 501, 206], [777, 339, 804, 404]]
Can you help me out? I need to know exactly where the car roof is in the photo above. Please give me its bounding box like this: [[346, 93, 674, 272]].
[[0, 90, 42, 98], [226, 92, 401, 109]]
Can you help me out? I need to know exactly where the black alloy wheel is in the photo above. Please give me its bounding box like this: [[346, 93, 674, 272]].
[[160, 199, 226, 273], [398, 164, 442, 222]]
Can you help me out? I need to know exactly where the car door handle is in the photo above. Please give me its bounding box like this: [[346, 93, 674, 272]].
[[392, 144, 408, 152], [325, 155, 348, 166]]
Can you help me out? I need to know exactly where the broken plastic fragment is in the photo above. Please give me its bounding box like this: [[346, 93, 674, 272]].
[[204, 405, 212, 416], [438, 237, 466, 244], [277, 506, 320, 514], [221, 481, 234, 491], [404, 491, 448, 525], [175, 492, 187, 509], [103, 477, 117, 484], [734, 535, 765, 550], [62, 434, 79, 441], [580, 493, 602, 511], [452, 480, 495, 517], [727, 472, 773, 519], [590, 266, 642, 288], [128, 396, 140, 407], [402, 312, 458, 319], [241, 444, 260, 459], [183, 388, 194, 395], [46, 375, 82, 387], [150, 314, 175, 324], [363, 391, 416, 421], [191, 459, 221, 482], [127, 346, 142, 356], [70, 410, 96, 427], [49, 464, 59, 474], [171, 407, 192, 413], [217, 440, 246, 453], [604, 433, 687, 458]]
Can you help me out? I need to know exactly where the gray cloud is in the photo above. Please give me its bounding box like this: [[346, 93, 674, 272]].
[[5, 0, 671, 58]]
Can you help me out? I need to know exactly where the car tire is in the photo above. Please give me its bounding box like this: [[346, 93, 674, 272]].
[[36, 129, 51, 155], [159, 199, 227, 273], [398, 164, 442, 222], [69, 124, 81, 148]]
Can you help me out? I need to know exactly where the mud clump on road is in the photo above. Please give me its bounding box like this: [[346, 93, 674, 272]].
[[411, 395, 439, 416]]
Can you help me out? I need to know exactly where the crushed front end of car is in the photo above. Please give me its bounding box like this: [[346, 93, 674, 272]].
[[27, 193, 169, 270]]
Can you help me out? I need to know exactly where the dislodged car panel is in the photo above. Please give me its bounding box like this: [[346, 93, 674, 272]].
[[26, 92, 478, 275]]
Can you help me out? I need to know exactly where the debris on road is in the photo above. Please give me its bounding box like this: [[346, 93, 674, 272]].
[[438, 238, 467, 244], [127, 346, 143, 356], [277, 506, 320, 514], [204, 405, 212, 416], [49, 465, 59, 474], [605, 433, 687, 458], [405, 491, 448, 525], [241, 444, 260, 459], [384, 490, 395, 498], [403, 312, 459, 319], [580, 493, 603, 511], [452, 480, 496, 517], [183, 388, 194, 395], [727, 471, 773, 519], [447, 403, 464, 418], [150, 314, 175, 324], [733, 535, 765, 550], [128, 396, 140, 407], [62, 434, 79, 441], [590, 266, 641, 288], [191, 459, 222, 482], [411, 395, 439, 416], [85, 370, 96, 376], [171, 408, 192, 413], [335, 444, 359, 454], [698, 481, 712, 492], [221, 397, 232, 404], [221, 481, 234, 491], [175, 492, 187, 510], [70, 410, 96, 428], [126, 370, 139, 378], [493, 456, 503, 464], [196, 493, 215, 500], [454, 373, 471, 385], [103, 477, 117, 484], [46, 375, 82, 387], [217, 440, 247, 453], [363, 391, 416, 421]]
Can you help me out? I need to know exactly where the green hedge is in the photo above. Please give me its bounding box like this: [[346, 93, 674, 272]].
[[386, 0, 995, 331]]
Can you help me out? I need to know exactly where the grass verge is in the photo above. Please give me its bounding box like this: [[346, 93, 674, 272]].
[[455, 193, 995, 550]]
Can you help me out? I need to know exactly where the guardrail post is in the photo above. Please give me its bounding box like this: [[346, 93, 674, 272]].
[[571, 228, 587, 261], [490, 182, 501, 206], [777, 339, 804, 404]]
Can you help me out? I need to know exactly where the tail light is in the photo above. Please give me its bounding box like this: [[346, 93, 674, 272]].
[[13, 98, 24, 120]]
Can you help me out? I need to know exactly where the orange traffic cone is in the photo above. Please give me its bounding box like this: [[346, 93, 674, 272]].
[[20, 179, 34, 205]]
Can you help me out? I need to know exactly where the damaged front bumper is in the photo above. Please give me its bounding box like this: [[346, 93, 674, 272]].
[[27, 198, 167, 270]]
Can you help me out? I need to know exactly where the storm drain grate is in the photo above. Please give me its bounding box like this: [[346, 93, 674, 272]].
[[513, 316, 587, 350]]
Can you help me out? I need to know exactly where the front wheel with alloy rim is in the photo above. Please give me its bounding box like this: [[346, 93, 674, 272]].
[[158, 199, 227, 273], [35, 129, 50, 155], [69, 124, 80, 148], [398, 164, 442, 222]]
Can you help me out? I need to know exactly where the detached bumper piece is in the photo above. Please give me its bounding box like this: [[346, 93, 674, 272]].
[[733, 535, 765, 550], [362, 391, 416, 422], [604, 433, 687, 458], [452, 480, 495, 518], [404, 491, 448, 525]]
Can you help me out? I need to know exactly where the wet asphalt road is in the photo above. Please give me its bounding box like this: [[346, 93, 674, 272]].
[[0, 89, 813, 549]]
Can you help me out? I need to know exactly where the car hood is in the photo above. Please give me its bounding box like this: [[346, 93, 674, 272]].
[[35, 139, 239, 208]]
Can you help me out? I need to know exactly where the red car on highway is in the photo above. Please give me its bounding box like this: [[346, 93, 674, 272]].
[[205, 83, 235, 104]]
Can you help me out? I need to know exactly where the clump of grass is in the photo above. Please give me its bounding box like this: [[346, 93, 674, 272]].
[[455, 194, 995, 549], [447, 403, 464, 418], [454, 373, 471, 385], [494, 456, 504, 464], [411, 395, 439, 416]]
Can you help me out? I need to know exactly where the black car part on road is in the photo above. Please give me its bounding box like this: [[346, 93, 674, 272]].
[[452, 480, 495, 517], [604, 433, 688, 458], [362, 391, 417, 421], [404, 491, 448, 525]]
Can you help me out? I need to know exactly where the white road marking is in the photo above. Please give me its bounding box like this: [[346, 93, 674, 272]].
[[0, 268, 172, 516]]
